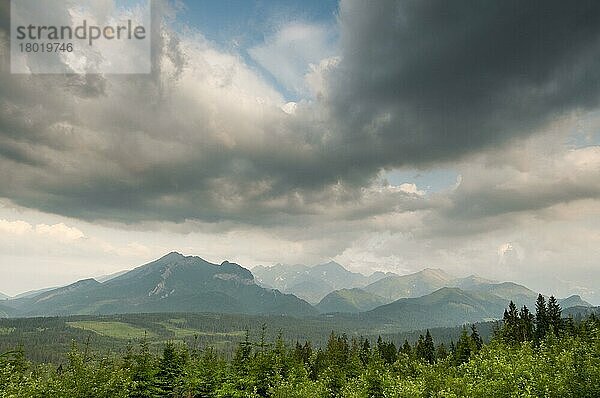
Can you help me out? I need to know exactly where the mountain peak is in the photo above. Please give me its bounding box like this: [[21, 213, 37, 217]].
[[559, 294, 592, 308], [146, 252, 187, 265], [16, 253, 315, 317], [53, 278, 100, 289], [160, 251, 185, 261]]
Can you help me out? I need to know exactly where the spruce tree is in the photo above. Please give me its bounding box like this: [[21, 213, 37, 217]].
[[293, 340, 312, 365], [565, 316, 576, 336], [360, 338, 371, 366], [325, 331, 349, 367], [415, 334, 425, 361], [233, 330, 253, 375], [547, 296, 562, 336], [470, 324, 483, 352], [454, 327, 472, 365], [423, 330, 435, 364], [400, 339, 412, 358], [155, 341, 186, 397], [192, 347, 222, 397], [435, 343, 448, 360], [376, 335, 383, 355], [519, 305, 534, 342], [130, 336, 160, 398], [378, 340, 397, 365], [502, 301, 520, 343], [535, 294, 548, 340], [308, 349, 326, 381], [293, 341, 303, 363]]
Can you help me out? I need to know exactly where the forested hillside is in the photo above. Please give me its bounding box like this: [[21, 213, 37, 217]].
[[0, 311, 503, 364], [1, 297, 599, 397]]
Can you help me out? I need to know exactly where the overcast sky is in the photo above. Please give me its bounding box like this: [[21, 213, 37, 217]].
[[0, 0, 599, 303]]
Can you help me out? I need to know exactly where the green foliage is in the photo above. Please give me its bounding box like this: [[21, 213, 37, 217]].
[[502, 295, 565, 346], [454, 327, 473, 365], [547, 295, 562, 336], [415, 330, 435, 364], [535, 294, 548, 341], [0, 313, 599, 397]]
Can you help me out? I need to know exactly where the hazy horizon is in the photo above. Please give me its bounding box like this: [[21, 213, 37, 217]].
[[1, 251, 595, 306]]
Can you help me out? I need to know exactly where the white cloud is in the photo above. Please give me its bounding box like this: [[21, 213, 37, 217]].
[[35, 223, 85, 241], [0, 219, 33, 235], [0, 219, 84, 242], [281, 102, 298, 114], [248, 22, 337, 95], [397, 183, 425, 196]]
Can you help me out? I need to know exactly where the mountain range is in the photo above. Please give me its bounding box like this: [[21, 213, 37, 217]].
[[5, 253, 315, 317], [363, 268, 459, 302], [316, 269, 589, 314], [252, 262, 392, 303], [0, 252, 594, 332]]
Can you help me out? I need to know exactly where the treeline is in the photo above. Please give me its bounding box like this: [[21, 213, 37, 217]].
[[0, 312, 499, 364], [1, 301, 599, 397], [500, 294, 570, 344]]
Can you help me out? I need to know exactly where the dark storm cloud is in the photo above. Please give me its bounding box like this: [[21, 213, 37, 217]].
[[1, 0, 600, 226], [327, 0, 600, 165], [443, 147, 600, 221], [445, 176, 600, 221]]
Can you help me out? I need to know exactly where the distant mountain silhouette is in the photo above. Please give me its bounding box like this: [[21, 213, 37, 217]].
[[10, 287, 59, 300], [252, 261, 392, 303], [1, 253, 591, 329], [363, 287, 508, 330], [316, 288, 387, 313], [558, 295, 592, 309], [363, 268, 455, 301], [5, 252, 316, 317]]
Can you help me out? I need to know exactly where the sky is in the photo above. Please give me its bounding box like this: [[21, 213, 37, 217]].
[[0, 0, 599, 303]]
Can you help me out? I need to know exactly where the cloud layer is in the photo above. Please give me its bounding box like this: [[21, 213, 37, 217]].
[[325, 0, 600, 166], [0, 0, 599, 301], [2, 0, 600, 225]]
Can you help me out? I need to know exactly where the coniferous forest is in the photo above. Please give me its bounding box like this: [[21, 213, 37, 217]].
[[1, 297, 599, 397]]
